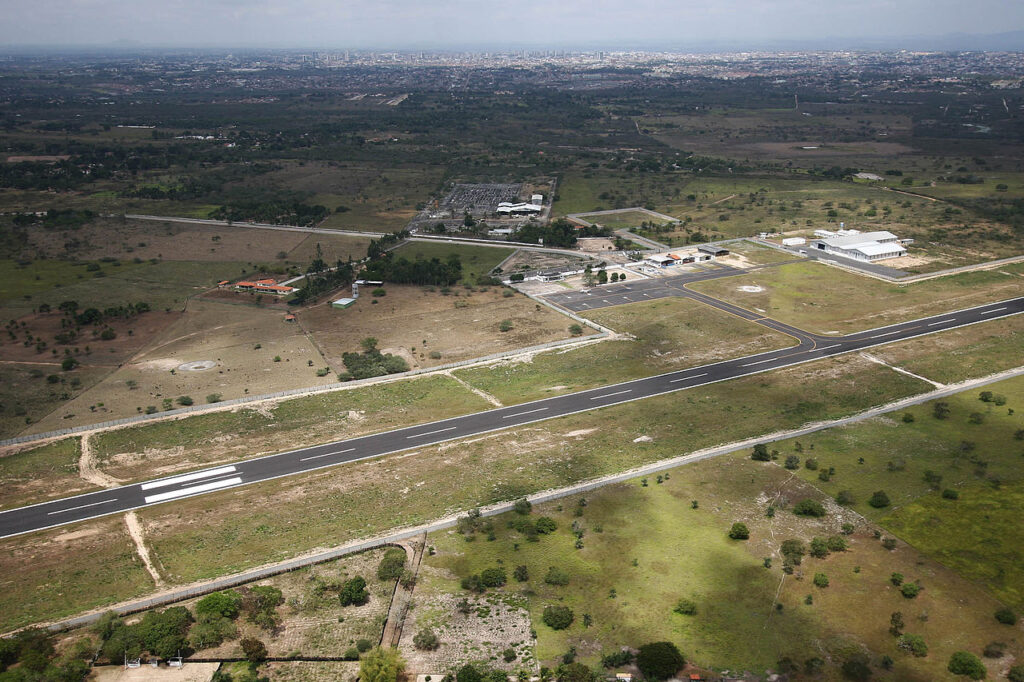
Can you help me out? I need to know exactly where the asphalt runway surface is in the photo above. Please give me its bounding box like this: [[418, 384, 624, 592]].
[[2, 296, 1022, 539]]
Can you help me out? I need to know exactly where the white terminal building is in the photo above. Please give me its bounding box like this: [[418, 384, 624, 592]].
[[813, 230, 908, 262]]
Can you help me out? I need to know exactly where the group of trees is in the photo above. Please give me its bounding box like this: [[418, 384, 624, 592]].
[[210, 199, 330, 227], [362, 254, 462, 286], [339, 337, 409, 381]]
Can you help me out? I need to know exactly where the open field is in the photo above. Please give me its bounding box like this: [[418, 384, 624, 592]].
[[389, 241, 515, 283], [774, 374, 1024, 610], [301, 284, 575, 374], [454, 296, 796, 405], [90, 374, 490, 483], [420, 449, 1018, 680], [570, 209, 674, 229], [0, 437, 100, 510], [688, 260, 1024, 335], [0, 363, 113, 440], [127, 354, 923, 584], [0, 516, 154, 631]]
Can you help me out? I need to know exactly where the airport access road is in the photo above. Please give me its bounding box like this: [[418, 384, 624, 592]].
[[1, 296, 1021, 539]]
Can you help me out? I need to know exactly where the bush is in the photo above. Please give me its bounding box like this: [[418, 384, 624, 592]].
[[545, 566, 570, 586], [947, 650, 986, 679], [195, 590, 242, 621], [535, 516, 558, 534], [982, 641, 1005, 658], [176, 395, 193, 406], [569, 324, 584, 336], [498, 319, 513, 332], [813, 573, 829, 588], [188, 616, 236, 650], [377, 548, 406, 581], [804, 458, 818, 470], [413, 629, 439, 651], [513, 497, 532, 515], [240, 637, 267, 664], [780, 539, 806, 565], [751, 443, 771, 461], [898, 634, 928, 657], [542, 605, 575, 630], [206, 393, 222, 404], [793, 499, 826, 517], [836, 490, 855, 505], [826, 536, 848, 552], [513, 565, 529, 582], [636, 642, 686, 681], [673, 599, 697, 615], [601, 649, 634, 669], [994, 607, 1018, 625], [868, 490, 891, 508], [901, 582, 921, 599], [480, 567, 507, 588], [942, 488, 960, 500], [784, 455, 800, 470], [728, 522, 750, 540], [339, 576, 370, 606], [891, 572, 904, 586], [1008, 664, 1024, 682], [360, 647, 406, 682]]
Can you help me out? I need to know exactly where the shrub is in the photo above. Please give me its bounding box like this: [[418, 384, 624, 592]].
[[372, 288, 386, 297], [377, 548, 406, 581], [947, 650, 986, 679], [882, 537, 898, 550], [513, 497, 532, 515], [241, 637, 267, 664], [673, 599, 697, 616], [813, 573, 829, 588], [535, 516, 558, 534], [809, 537, 829, 558], [1008, 665, 1024, 682], [636, 642, 686, 681], [545, 566, 570, 586], [195, 590, 242, 621], [780, 539, 806, 565], [793, 499, 826, 517], [899, 634, 928, 657], [339, 576, 370, 606], [901, 582, 921, 599], [982, 641, 1005, 658], [359, 646, 405, 682], [751, 443, 771, 461], [480, 567, 507, 588], [542, 605, 574, 630], [513, 565, 529, 582], [868, 490, 891, 508], [728, 522, 750, 540], [601, 649, 634, 668], [498, 319, 513, 332], [188, 616, 237, 650], [994, 607, 1018, 625], [356, 639, 373, 653], [569, 324, 583, 336], [901, 412, 915, 423], [804, 458, 818, 470], [176, 395, 194, 406], [784, 455, 800, 470], [206, 393, 222, 404], [460, 574, 484, 593], [827, 536, 848, 552], [413, 629, 439, 651], [942, 488, 960, 500], [836, 490, 855, 505], [891, 573, 904, 586]]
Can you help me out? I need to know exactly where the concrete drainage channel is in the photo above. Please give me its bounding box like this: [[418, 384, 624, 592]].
[[21, 364, 1024, 638]]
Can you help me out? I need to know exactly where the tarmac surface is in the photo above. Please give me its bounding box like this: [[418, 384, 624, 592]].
[[2, 295, 1021, 539]]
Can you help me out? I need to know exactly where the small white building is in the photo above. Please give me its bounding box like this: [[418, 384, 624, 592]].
[[531, 193, 543, 205], [814, 230, 907, 262], [496, 202, 542, 215], [782, 237, 806, 247]]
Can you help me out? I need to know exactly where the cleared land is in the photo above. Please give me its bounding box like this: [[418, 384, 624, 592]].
[[776, 374, 1024, 609], [390, 241, 514, 283], [688, 260, 1024, 335], [421, 452, 1017, 680], [0, 437, 99, 510], [454, 296, 797, 405]]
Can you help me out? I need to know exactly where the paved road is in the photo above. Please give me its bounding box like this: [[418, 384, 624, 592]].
[[2, 297, 1021, 539]]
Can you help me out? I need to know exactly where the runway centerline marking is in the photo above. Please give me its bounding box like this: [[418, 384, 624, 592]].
[[47, 499, 116, 516], [928, 318, 956, 326], [868, 331, 901, 339], [140, 465, 237, 491], [741, 357, 778, 367], [406, 426, 457, 439], [816, 344, 842, 351], [300, 448, 355, 462], [670, 372, 709, 383], [503, 407, 549, 419], [144, 478, 243, 504], [590, 389, 633, 400], [981, 307, 1007, 315]]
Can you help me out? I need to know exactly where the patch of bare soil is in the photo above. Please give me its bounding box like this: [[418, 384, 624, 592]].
[[398, 589, 535, 674], [87, 663, 220, 682]]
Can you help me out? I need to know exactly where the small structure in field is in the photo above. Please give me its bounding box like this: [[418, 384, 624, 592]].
[[331, 298, 356, 309]]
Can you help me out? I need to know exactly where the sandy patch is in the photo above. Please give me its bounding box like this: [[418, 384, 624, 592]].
[[738, 285, 765, 293], [564, 428, 597, 438]]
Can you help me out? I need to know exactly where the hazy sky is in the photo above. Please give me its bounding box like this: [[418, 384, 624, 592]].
[[1, 0, 1022, 49]]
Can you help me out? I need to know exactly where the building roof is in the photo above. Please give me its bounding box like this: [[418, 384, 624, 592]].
[[851, 242, 905, 256], [821, 231, 899, 248]]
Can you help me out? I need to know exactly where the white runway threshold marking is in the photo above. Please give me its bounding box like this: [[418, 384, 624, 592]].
[[47, 499, 116, 516], [300, 448, 355, 462], [144, 477, 243, 504], [140, 465, 237, 491], [406, 426, 456, 439], [590, 389, 632, 400]]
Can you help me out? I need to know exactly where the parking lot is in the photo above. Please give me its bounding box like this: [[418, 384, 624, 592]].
[[439, 183, 522, 216], [544, 264, 741, 312]]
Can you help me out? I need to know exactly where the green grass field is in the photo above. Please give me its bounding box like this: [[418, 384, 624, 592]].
[[688, 261, 1022, 335], [571, 209, 674, 229], [390, 241, 516, 283], [0, 438, 100, 510]]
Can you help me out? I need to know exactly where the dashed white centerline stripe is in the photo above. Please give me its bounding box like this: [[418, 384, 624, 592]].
[[981, 307, 1007, 315], [741, 357, 778, 367], [140, 465, 237, 491], [502, 407, 549, 419], [869, 331, 901, 340], [405, 426, 457, 439], [817, 344, 842, 351], [590, 389, 633, 400], [670, 372, 709, 383], [928, 318, 957, 326], [144, 478, 243, 504], [47, 499, 116, 516], [300, 448, 355, 462]]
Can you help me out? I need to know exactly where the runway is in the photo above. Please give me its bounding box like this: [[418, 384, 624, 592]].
[[1, 296, 1021, 539]]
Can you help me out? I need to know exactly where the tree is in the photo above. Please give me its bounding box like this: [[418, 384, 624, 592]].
[[176, 395, 194, 406], [890, 611, 905, 637], [241, 637, 267, 664], [339, 576, 370, 606], [61, 357, 78, 371], [673, 599, 697, 616], [636, 642, 686, 681], [535, 517, 557, 534], [360, 647, 406, 682], [933, 401, 951, 420], [728, 522, 750, 540], [751, 443, 771, 461], [513, 565, 529, 582], [901, 582, 921, 599], [1008, 665, 1024, 682], [559, 662, 595, 682], [813, 573, 829, 588], [868, 491, 890, 508], [413, 629, 439, 651], [542, 605, 575, 630], [480, 567, 507, 588], [195, 590, 242, 621], [810, 537, 829, 558], [898, 634, 928, 657], [513, 497, 532, 515], [545, 566, 570, 586], [784, 455, 800, 470], [793, 499, 826, 517], [780, 539, 806, 566], [840, 653, 873, 681], [947, 651, 986, 679]]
